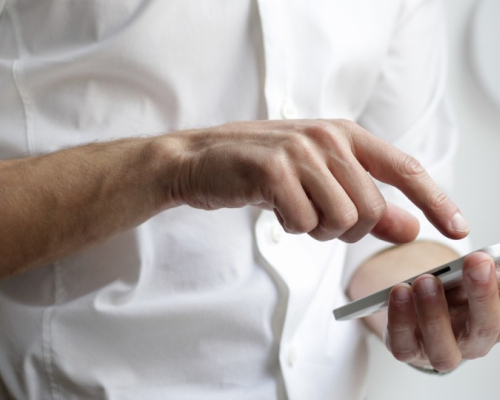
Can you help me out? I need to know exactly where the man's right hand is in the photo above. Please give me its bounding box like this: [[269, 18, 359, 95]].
[[0, 119, 468, 278], [166, 119, 469, 244]]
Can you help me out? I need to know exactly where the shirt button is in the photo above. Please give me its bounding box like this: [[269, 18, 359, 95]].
[[287, 347, 298, 367], [281, 101, 297, 119], [271, 222, 284, 243]]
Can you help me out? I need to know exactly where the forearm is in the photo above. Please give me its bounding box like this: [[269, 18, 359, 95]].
[[347, 241, 459, 338], [0, 135, 182, 279], [0, 118, 468, 281]]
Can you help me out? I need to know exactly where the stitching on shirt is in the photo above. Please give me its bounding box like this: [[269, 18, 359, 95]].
[[6, 3, 61, 399], [6, 0, 36, 155], [42, 262, 65, 400], [11, 61, 36, 155], [42, 301, 59, 400], [6, 3, 36, 155]]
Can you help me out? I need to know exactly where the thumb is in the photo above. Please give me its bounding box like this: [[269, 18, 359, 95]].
[[370, 202, 420, 244]]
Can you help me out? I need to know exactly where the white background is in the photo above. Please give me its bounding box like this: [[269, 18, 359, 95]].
[[366, 0, 500, 398]]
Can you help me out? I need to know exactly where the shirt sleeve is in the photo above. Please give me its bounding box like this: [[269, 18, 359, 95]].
[[342, 0, 471, 289]]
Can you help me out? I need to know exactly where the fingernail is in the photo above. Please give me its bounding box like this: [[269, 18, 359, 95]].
[[414, 277, 437, 297], [392, 286, 411, 303], [467, 261, 491, 283], [450, 212, 469, 234]]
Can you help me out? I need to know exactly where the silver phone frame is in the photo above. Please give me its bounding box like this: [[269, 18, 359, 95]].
[[333, 243, 500, 321]]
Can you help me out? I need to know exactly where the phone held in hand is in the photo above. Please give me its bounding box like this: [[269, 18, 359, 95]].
[[333, 243, 500, 321]]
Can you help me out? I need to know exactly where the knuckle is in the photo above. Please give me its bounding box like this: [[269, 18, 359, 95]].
[[335, 208, 359, 232], [419, 317, 443, 336], [308, 231, 330, 242], [391, 349, 419, 363], [471, 287, 498, 305], [310, 120, 334, 134], [430, 356, 461, 372], [397, 154, 426, 179], [426, 191, 450, 213], [387, 320, 409, 334], [307, 120, 351, 151], [464, 346, 491, 360], [361, 200, 386, 225], [308, 224, 334, 242], [472, 324, 500, 341], [289, 217, 316, 234], [335, 119, 359, 134], [289, 131, 314, 153], [262, 153, 290, 185], [286, 131, 324, 166], [303, 122, 331, 144], [339, 233, 363, 244]]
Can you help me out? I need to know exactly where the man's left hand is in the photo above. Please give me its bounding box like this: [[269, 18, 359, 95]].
[[385, 251, 500, 372]]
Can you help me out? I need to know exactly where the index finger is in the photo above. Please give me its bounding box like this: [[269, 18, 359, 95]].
[[351, 127, 469, 240]]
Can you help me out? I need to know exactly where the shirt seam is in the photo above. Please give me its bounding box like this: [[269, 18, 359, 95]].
[[6, 3, 59, 399], [11, 60, 36, 155], [6, 1, 36, 155], [42, 262, 65, 400]]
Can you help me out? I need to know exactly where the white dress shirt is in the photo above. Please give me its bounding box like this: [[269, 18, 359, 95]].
[[0, 0, 469, 399]]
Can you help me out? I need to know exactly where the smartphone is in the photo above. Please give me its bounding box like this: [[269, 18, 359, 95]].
[[333, 243, 500, 321]]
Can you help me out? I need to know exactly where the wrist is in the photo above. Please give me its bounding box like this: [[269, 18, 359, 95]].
[[147, 132, 192, 210]]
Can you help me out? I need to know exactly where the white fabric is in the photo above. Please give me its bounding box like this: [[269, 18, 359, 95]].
[[0, 0, 469, 399]]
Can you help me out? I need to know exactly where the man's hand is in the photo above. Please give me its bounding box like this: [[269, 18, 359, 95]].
[[386, 251, 500, 372], [0, 119, 468, 278], [170, 119, 468, 243]]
